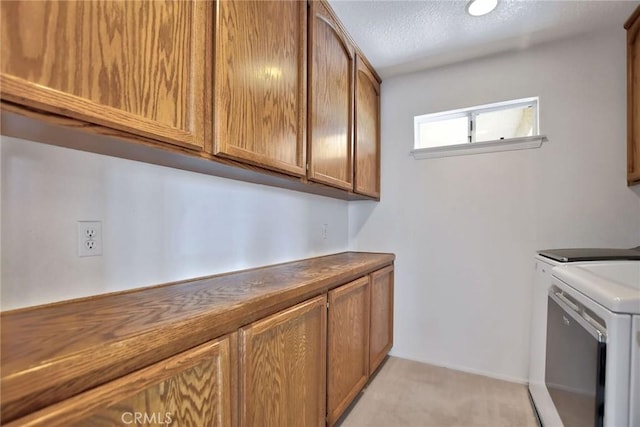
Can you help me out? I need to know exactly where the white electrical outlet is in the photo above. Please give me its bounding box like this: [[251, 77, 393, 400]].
[[78, 221, 102, 257], [322, 223, 328, 240]]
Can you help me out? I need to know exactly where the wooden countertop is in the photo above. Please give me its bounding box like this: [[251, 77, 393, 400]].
[[0, 251, 394, 423]]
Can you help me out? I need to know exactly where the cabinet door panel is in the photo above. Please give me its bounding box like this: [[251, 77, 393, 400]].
[[327, 277, 370, 426], [308, 1, 354, 190], [354, 56, 381, 198], [7, 336, 236, 427], [628, 7, 640, 185], [214, 0, 306, 176], [0, 0, 210, 150], [240, 295, 326, 427], [369, 266, 394, 374]]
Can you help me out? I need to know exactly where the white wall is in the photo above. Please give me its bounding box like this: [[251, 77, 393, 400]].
[[1, 137, 349, 310], [350, 28, 640, 382]]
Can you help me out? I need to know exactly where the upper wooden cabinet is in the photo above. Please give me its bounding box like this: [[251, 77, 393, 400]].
[[626, 5, 640, 186], [214, 0, 307, 177], [0, 0, 211, 151], [6, 336, 235, 427], [239, 295, 327, 427], [369, 265, 394, 374], [308, 0, 355, 191], [354, 55, 381, 198], [327, 276, 370, 426], [0, 0, 382, 200]]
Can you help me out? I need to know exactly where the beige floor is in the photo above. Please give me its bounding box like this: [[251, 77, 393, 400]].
[[338, 357, 539, 427]]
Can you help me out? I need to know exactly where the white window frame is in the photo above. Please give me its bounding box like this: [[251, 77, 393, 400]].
[[412, 97, 547, 159]]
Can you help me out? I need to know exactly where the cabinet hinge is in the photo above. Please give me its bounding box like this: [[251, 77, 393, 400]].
[[306, 163, 310, 171], [326, 301, 330, 309]]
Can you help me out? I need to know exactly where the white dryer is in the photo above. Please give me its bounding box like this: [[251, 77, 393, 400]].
[[528, 248, 640, 427]]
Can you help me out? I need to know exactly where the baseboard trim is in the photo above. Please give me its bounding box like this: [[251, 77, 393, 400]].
[[389, 351, 528, 385]]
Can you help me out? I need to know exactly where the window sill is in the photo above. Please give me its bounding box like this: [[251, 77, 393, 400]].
[[410, 135, 548, 160]]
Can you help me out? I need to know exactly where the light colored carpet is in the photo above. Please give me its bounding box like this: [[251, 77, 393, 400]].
[[338, 357, 538, 427]]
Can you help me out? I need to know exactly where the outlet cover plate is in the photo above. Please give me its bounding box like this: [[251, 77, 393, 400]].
[[78, 221, 102, 257]]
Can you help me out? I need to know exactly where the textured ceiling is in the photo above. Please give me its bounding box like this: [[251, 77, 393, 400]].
[[328, 0, 639, 78]]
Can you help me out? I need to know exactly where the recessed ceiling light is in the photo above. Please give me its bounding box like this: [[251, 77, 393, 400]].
[[466, 0, 498, 17]]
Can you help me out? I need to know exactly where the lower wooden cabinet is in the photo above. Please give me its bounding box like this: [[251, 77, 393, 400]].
[[369, 265, 394, 374], [7, 335, 236, 427], [239, 268, 393, 427], [4, 264, 394, 427], [239, 295, 327, 427], [326, 276, 370, 426]]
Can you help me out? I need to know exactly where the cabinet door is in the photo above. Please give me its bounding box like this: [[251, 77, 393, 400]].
[[308, 0, 354, 190], [239, 295, 326, 427], [0, 1, 211, 151], [369, 266, 394, 374], [6, 336, 236, 427], [214, 0, 307, 177], [327, 277, 370, 426], [627, 6, 640, 185], [354, 55, 381, 198]]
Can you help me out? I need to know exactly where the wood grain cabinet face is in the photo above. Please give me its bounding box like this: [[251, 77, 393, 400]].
[[308, 0, 355, 191], [214, 0, 307, 177], [7, 336, 236, 427], [627, 6, 640, 186], [327, 276, 370, 426], [0, 0, 211, 151], [354, 56, 381, 198], [239, 295, 327, 427], [369, 266, 394, 375]]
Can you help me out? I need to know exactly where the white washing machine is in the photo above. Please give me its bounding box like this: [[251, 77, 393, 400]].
[[528, 249, 640, 427]]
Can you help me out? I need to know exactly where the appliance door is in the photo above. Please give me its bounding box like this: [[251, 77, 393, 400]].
[[545, 288, 607, 427], [631, 315, 640, 427]]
